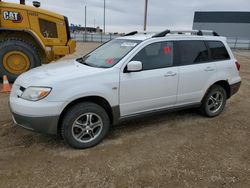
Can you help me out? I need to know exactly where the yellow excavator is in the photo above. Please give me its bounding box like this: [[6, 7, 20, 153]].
[[0, 0, 76, 81]]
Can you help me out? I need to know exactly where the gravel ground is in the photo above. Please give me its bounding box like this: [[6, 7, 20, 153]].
[[0, 43, 249, 188]]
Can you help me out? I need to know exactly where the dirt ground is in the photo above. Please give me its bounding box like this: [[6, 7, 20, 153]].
[[0, 43, 249, 188]]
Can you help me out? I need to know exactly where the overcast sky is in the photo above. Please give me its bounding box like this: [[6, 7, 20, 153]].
[[8, 0, 250, 32]]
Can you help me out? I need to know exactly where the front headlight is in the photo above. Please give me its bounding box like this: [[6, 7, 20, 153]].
[[21, 87, 52, 101]]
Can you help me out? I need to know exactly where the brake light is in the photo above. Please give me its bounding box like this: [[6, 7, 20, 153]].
[[235, 61, 240, 71]]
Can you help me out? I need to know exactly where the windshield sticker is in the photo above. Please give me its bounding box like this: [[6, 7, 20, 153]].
[[164, 46, 171, 55], [106, 58, 114, 65], [121, 42, 137, 47]]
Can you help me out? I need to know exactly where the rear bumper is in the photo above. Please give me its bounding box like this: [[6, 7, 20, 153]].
[[11, 112, 59, 135], [230, 81, 241, 97]]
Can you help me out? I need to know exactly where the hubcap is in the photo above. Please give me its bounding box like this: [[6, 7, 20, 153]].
[[207, 91, 224, 113], [72, 113, 103, 143], [3, 51, 30, 74]]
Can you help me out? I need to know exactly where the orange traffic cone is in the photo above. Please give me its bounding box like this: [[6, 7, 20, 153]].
[[1, 75, 12, 93]]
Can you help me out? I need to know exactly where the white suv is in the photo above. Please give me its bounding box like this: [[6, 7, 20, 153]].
[[9, 30, 241, 149]]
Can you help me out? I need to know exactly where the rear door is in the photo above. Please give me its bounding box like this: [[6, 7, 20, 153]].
[[176, 40, 217, 105]]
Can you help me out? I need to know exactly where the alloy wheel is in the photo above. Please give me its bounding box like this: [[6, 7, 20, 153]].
[[71, 113, 103, 143]]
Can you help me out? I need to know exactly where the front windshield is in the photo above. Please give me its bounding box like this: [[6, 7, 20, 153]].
[[76, 39, 141, 68]]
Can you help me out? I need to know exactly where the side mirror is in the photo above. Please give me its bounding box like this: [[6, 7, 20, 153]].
[[126, 61, 142, 72]]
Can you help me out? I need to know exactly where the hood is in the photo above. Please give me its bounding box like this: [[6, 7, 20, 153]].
[[16, 60, 106, 87]]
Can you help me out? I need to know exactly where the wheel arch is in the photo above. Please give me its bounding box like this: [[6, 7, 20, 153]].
[[0, 29, 46, 58], [213, 80, 231, 99], [57, 96, 115, 135], [203, 80, 231, 101]]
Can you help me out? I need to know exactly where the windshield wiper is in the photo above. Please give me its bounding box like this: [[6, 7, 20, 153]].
[[76, 57, 106, 68], [76, 57, 84, 63], [76, 57, 92, 67]]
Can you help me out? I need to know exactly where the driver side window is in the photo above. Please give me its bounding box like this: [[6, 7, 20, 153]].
[[132, 41, 173, 71]]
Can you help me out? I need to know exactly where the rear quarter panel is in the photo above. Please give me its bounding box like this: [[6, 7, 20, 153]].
[[215, 40, 241, 85]]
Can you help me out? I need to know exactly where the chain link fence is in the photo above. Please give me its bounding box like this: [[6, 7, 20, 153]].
[[227, 37, 250, 50], [71, 32, 120, 43], [71, 33, 250, 50]]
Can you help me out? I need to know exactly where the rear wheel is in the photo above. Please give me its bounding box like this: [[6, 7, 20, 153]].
[[0, 39, 41, 82], [199, 85, 227, 117], [61, 102, 110, 149]]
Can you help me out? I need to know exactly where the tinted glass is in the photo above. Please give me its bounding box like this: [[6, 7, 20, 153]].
[[207, 41, 230, 61], [132, 41, 174, 70], [178, 41, 209, 66]]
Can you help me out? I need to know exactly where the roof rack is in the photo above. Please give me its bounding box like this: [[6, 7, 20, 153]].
[[124, 31, 138, 36], [152, 30, 220, 38], [124, 31, 158, 36], [152, 29, 170, 37]]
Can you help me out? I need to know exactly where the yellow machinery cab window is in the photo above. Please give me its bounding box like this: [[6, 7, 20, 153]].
[[39, 18, 58, 38]]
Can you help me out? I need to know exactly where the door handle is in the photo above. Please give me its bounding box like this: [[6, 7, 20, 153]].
[[164, 71, 177, 77], [204, 67, 215, 72]]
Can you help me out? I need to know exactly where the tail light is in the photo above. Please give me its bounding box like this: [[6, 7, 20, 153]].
[[235, 61, 240, 71]]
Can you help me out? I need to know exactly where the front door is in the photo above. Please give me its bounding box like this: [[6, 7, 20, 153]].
[[119, 41, 179, 116]]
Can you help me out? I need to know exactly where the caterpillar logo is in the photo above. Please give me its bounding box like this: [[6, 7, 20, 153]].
[[3, 11, 23, 23]]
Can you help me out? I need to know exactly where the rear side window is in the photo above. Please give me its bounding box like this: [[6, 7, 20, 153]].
[[207, 41, 230, 61], [178, 41, 209, 66], [132, 41, 173, 71]]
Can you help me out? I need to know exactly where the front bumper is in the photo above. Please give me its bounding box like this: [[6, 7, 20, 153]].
[[9, 82, 65, 135], [12, 112, 59, 135]]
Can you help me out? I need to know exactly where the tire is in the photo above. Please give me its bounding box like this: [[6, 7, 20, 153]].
[[199, 85, 227, 117], [0, 39, 41, 82], [61, 102, 110, 149]]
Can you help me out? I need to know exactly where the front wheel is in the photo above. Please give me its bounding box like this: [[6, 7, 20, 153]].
[[61, 102, 110, 149], [199, 85, 227, 117]]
